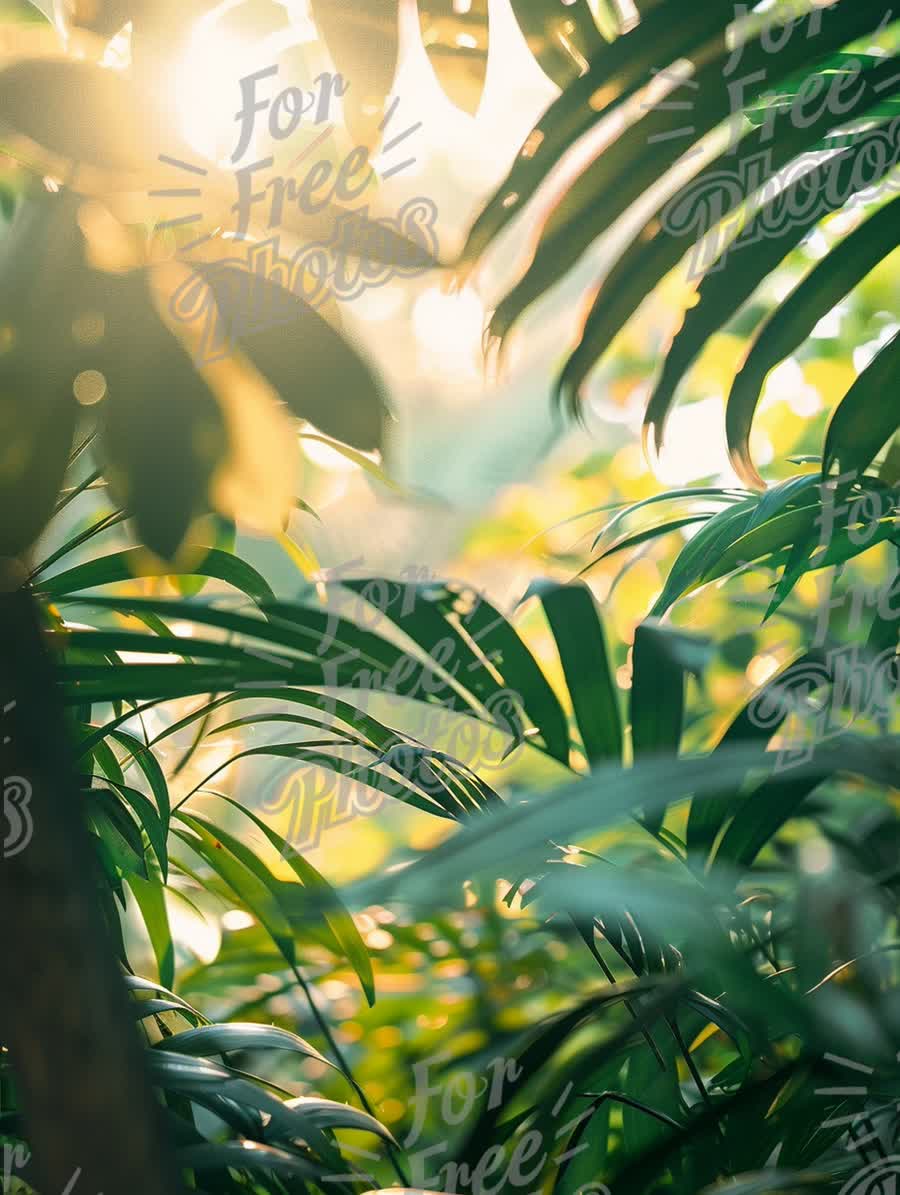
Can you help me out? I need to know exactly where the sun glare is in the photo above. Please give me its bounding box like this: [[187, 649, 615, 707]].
[[173, 20, 261, 163], [171, 1, 321, 165], [412, 285, 486, 376]]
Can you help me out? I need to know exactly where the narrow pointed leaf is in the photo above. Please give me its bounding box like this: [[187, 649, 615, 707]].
[[525, 580, 622, 765], [823, 330, 900, 481]]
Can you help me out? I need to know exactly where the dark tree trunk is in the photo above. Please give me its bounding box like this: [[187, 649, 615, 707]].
[[0, 563, 181, 1195]]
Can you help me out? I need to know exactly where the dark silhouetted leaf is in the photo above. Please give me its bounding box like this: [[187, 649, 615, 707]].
[[191, 262, 388, 452], [309, 0, 399, 145]]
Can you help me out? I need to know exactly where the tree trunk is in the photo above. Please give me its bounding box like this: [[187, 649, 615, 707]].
[[0, 563, 181, 1195]]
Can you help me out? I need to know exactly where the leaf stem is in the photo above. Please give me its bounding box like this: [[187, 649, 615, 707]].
[[288, 962, 411, 1187]]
